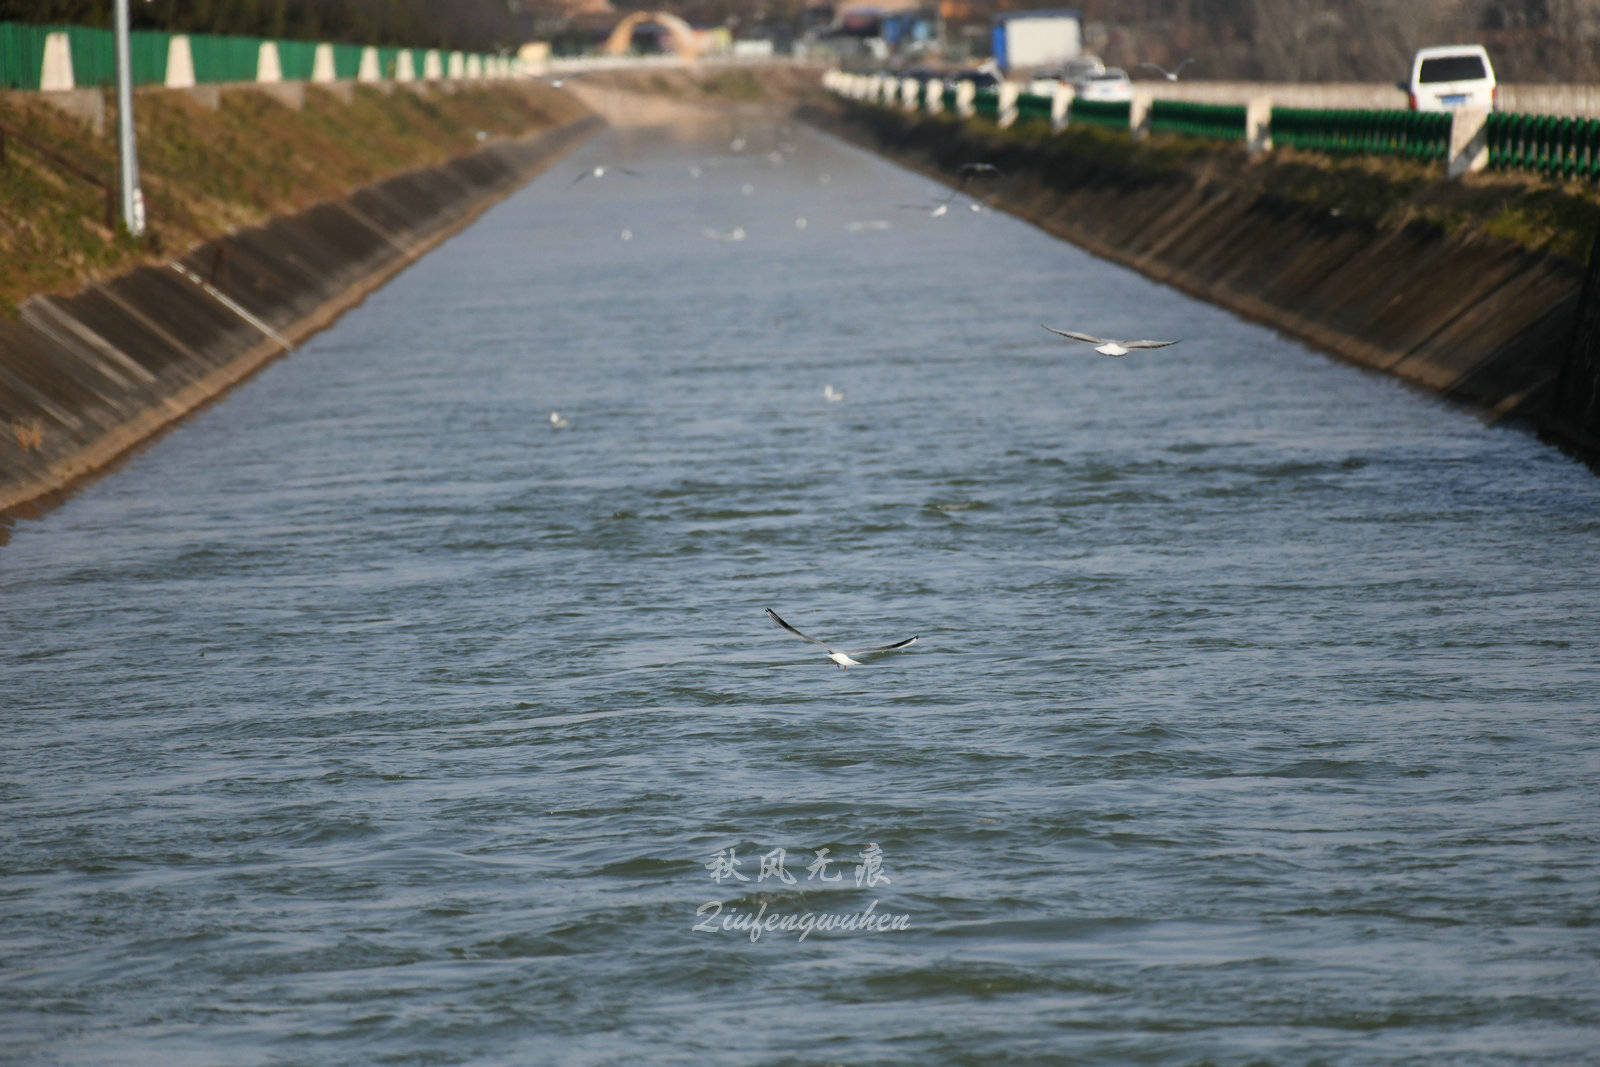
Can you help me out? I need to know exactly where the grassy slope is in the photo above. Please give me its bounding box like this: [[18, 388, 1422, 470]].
[[0, 81, 591, 316], [823, 102, 1600, 267]]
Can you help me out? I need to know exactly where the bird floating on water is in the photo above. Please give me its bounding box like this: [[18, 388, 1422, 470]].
[[957, 162, 1000, 183], [1138, 59, 1196, 81], [765, 608, 917, 670], [900, 197, 951, 218], [1042, 325, 1181, 357], [572, 164, 641, 185], [549, 412, 570, 429], [823, 384, 845, 402]]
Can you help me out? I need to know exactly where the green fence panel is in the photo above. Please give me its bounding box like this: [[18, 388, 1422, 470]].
[[276, 38, 317, 81], [331, 42, 364, 80], [64, 25, 113, 86], [941, 85, 958, 112], [1270, 106, 1446, 162], [375, 46, 402, 80], [190, 33, 263, 83], [1149, 99, 1246, 141], [972, 87, 999, 120], [0, 21, 50, 89], [1069, 98, 1130, 131], [1015, 90, 1053, 125]]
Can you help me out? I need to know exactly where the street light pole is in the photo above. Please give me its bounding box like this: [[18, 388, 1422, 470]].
[[113, 0, 145, 236]]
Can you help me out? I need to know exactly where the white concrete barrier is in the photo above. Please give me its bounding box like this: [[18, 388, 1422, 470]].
[[1247, 96, 1272, 155], [165, 36, 195, 89], [312, 43, 335, 83], [41, 32, 74, 92], [1448, 107, 1491, 178], [257, 41, 282, 83], [1051, 84, 1073, 131]]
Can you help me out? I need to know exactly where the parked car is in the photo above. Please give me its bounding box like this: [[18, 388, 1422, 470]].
[[1403, 45, 1497, 112], [1027, 70, 1068, 96], [1074, 67, 1132, 103], [945, 68, 1000, 91]]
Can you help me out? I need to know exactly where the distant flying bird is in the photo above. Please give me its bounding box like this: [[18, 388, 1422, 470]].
[[549, 411, 570, 429], [572, 164, 641, 185], [823, 384, 845, 402], [1138, 59, 1196, 81], [1042, 325, 1181, 357], [703, 226, 746, 242], [900, 199, 950, 217], [765, 608, 917, 670]]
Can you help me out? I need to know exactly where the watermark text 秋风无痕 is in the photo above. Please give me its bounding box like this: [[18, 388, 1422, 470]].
[[693, 842, 911, 943]]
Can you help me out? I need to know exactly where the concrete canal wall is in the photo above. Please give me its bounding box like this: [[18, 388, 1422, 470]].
[[0, 114, 602, 514], [811, 100, 1600, 468]]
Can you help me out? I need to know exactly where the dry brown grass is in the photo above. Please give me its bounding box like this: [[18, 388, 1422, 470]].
[[0, 81, 591, 316]]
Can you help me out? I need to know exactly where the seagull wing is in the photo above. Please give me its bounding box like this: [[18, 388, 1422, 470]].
[[1042, 326, 1107, 345], [842, 635, 918, 661], [1177, 58, 1196, 72], [1120, 339, 1181, 349], [570, 170, 594, 185], [765, 608, 834, 650], [617, 167, 644, 177], [1137, 62, 1167, 75]]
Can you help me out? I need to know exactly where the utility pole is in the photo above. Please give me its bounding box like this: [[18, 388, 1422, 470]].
[[113, 0, 145, 236]]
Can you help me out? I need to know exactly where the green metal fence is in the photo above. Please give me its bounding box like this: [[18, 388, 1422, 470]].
[[1015, 90, 1053, 126], [331, 42, 365, 81], [1069, 98, 1131, 131], [0, 21, 48, 89], [1149, 100, 1246, 141], [1270, 107, 1449, 161], [1485, 111, 1600, 179], [190, 34, 265, 84], [0, 20, 507, 90], [941, 85, 959, 113], [973, 87, 999, 121], [276, 38, 318, 82]]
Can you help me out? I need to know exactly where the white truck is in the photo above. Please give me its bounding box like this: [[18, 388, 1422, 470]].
[[990, 10, 1083, 74]]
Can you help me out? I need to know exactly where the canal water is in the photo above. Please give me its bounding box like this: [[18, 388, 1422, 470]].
[[4, 117, 1599, 1063]]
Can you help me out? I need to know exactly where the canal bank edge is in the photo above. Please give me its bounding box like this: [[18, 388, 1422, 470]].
[[807, 100, 1600, 471], [0, 114, 604, 516]]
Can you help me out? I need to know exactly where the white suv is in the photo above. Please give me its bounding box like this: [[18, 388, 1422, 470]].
[[1404, 45, 1497, 112]]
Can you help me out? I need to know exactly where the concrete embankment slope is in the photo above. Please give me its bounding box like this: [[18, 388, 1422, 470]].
[[0, 114, 601, 514], [812, 102, 1600, 469]]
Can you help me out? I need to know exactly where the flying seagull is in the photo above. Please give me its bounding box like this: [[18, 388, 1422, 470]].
[[765, 608, 917, 669], [572, 164, 641, 185], [823, 384, 845, 402], [1138, 59, 1196, 81], [1042, 325, 1181, 357]]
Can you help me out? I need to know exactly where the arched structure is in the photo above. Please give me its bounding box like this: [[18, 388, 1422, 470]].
[[602, 11, 701, 58]]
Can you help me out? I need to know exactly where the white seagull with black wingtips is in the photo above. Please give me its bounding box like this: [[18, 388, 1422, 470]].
[[765, 609, 917, 669], [1042, 325, 1181, 357]]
